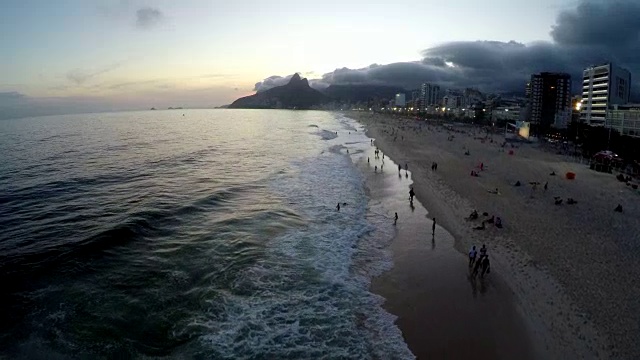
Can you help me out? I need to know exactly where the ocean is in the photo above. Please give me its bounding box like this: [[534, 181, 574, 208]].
[[0, 109, 414, 359]]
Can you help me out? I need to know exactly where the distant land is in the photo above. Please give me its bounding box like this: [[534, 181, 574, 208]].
[[229, 74, 330, 109], [223, 74, 549, 112]]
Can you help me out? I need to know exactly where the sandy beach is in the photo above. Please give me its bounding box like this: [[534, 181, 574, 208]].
[[348, 111, 640, 359]]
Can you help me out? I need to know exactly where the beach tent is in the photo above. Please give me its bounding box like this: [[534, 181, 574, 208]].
[[590, 151, 623, 173]]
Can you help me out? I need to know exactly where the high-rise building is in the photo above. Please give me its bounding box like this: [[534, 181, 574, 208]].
[[580, 63, 631, 126], [606, 104, 640, 138], [463, 88, 483, 107], [443, 95, 461, 109], [529, 72, 572, 132], [420, 83, 440, 110]]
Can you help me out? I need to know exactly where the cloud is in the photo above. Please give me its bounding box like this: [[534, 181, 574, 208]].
[[106, 79, 161, 90], [66, 62, 124, 84], [135, 7, 164, 29], [0, 91, 26, 101], [254, 0, 640, 97], [254, 74, 295, 92], [551, 0, 640, 48]]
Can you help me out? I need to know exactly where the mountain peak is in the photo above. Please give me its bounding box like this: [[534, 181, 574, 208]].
[[288, 73, 303, 84], [229, 72, 329, 110]]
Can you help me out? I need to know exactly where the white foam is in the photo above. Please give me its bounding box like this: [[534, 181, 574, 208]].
[[195, 113, 414, 359]]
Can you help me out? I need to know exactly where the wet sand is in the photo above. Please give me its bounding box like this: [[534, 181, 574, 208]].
[[354, 143, 534, 359], [346, 111, 633, 359]]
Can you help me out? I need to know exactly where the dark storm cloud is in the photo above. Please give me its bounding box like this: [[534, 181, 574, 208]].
[[551, 0, 640, 47], [255, 0, 640, 97], [136, 7, 164, 29]]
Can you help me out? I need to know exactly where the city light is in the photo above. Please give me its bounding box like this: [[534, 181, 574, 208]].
[[576, 102, 582, 111]]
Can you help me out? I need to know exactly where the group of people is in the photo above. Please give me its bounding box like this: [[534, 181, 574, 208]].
[[467, 210, 502, 230], [469, 244, 491, 278]]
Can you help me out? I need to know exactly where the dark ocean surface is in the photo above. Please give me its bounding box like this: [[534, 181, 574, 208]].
[[0, 110, 412, 359]]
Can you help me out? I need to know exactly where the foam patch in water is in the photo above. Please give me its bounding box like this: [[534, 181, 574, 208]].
[[194, 115, 414, 359]]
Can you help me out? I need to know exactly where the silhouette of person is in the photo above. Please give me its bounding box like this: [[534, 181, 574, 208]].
[[432, 218, 436, 236]]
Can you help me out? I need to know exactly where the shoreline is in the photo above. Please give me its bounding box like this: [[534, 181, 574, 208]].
[[345, 111, 636, 359], [345, 117, 534, 359]]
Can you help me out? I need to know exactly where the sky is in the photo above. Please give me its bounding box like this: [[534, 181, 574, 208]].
[[1, 0, 639, 119]]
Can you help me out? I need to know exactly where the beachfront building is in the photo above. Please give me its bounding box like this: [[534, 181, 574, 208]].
[[529, 72, 572, 133], [463, 88, 483, 108], [395, 93, 406, 107], [580, 63, 631, 126], [443, 95, 462, 110], [606, 104, 640, 138], [491, 106, 521, 124], [420, 83, 440, 111]]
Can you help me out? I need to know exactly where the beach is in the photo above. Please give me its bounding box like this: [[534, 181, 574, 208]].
[[348, 111, 640, 359]]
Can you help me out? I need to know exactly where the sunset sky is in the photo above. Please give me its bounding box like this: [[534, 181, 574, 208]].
[[2, 0, 639, 119]]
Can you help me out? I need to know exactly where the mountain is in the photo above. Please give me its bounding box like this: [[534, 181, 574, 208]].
[[322, 84, 406, 103], [229, 74, 330, 109]]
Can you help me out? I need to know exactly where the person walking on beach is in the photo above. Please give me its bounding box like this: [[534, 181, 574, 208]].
[[472, 256, 482, 277], [409, 187, 415, 202], [394, 212, 398, 225], [469, 246, 477, 267], [480, 255, 491, 277], [479, 244, 487, 258], [432, 218, 436, 236]]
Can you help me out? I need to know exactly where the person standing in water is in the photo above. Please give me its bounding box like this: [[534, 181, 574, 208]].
[[409, 187, 415, 202], [394, 212, 398, 225], [398, 164, 402, 173], [336, 203, 340, 211], [432, 218, 436, 236]]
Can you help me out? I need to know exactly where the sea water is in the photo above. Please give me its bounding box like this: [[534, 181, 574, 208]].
[[0, 109, 413, 359]]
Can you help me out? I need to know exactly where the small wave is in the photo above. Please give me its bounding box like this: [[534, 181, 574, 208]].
[[314, 129, 338, 140]]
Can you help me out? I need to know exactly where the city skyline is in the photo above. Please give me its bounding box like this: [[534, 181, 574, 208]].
[[1, 0, 640, 119]]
